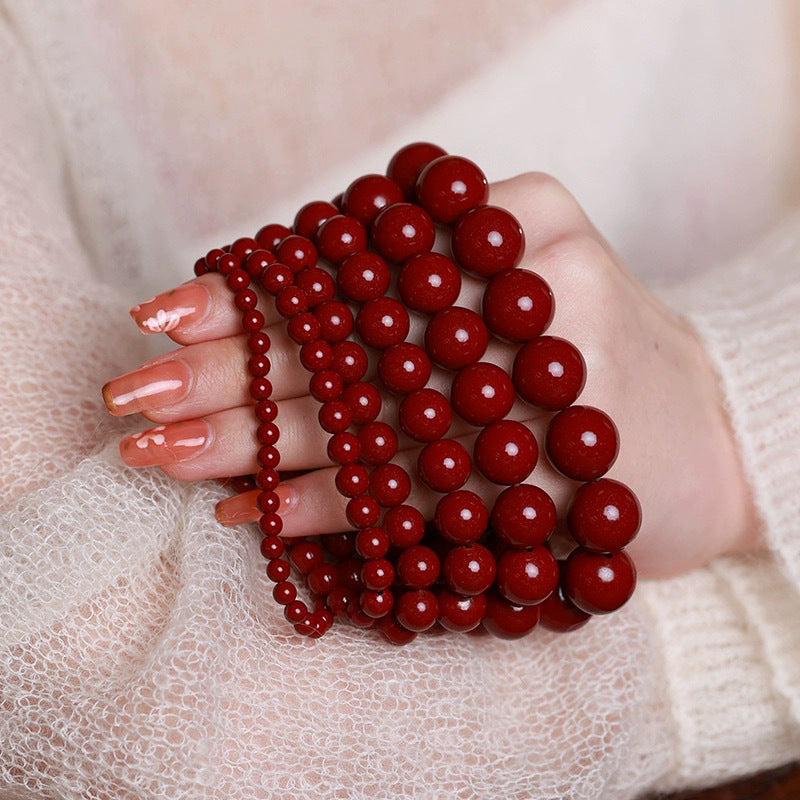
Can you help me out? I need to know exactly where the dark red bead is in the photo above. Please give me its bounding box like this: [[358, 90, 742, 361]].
[[276, 235, 317, 273], [226, 268, 250, 292], [377, 343, 431, 394], [482, 268, 554, 342], [248, 354, 271, 377], [395, 589, 439, 632], [235, 288, 259, 311], [360, 589, 395, 618], [294, 267, 335, 308], [361, 558, 395, 591], [546, 406, 619, 481], [355, 527, 390, 559], [539, 576, 591, 632], [299, 340, 332, 372], [342, 173, 404, 225], [307, 563, 340, 595], [330, 340, 368, 384], [259, 511, 284, 537], [294, 200, 339, 239], [331, 192, 344, 210], [358, 421, 398, 465], [452, 206, 525, 277], [451, 362, 514, 426], [289, 541, 325, 574], [273, 580, 297, 605], [254, 400, 277, 423], [323, 531, 356, 558], [275, 286, 308, 317], [315, 215, 367, 264], [314, 300, 354, 342], [442, 543, 496, 595], [371, 203, 435, 263], [315, 608, 335, 631], [335, 464, 369, 497], [346, 494, 381, 528], [384, 505, 426, 548], [490, 484, 556, 547], [512, 336, 586, 411], [563, 548, 636, 614], [473, 420, 538, 485], [397, 252, 461, 314], [567, 479, 641, 552], [229, 474, 256, 493], [261, 263, 293, 295], [436, 589, 486, 633], [356, 297, 410, 349], [369, 463, 411, 507], [341, 382, 382, 424], [398, 388, 452, 442], [387, 142, 447, 198], [257, 489, 280, 513], [250, 377, 273, 401], [417, 439, 471, 493], [415, 155, 488, 224], [245, 249, 276, 279], [194, 257, 208, 276], [346, 602, 376, 628], [424, 307, 488, 370], [247, 331, 271, 355], [378, 614, 418, 645], [482, 591, 541, 639], [257, 445, 281, 470], [337, 252, 391, 303], [260, 533, 285, 560], [309, 369, 343, 402], [339, 557, 365, 590], [327, 432, 360, 465], [397, 545, 441, 589], [217, 253, 242, 276], [266, 557, 290, 582], [231, 236, 259, 261], [496, 546, 558, 605], [255, 468, 279, 490], [434, 490, 488, 544], [205, 248, 225, 271], [327, 586, 355, 616], [241, 310, 266, 332], [287, 312, 321, 344], [255, 223, 292, 252], [318, 400, 351, 433], [285, 599, 310, 624], [257, 422, 280, 446]]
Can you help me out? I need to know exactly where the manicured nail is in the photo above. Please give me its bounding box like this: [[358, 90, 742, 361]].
[[102, 359, 192, 416], [119, 419, 212, 467], [129, 283, 211, 334], [214, 484, 299, 528]]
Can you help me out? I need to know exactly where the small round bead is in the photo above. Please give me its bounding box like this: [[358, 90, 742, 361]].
[[482, 592, 541, 639], [346, 494, 381, 528], [337, 252, 391, 303], [355, 527, 390, 559], [397, 252, 461, 314], [289, 541, 325, 574], [442, 543, 496, 595], [194, 257, 208, 276], [309, 369, 343, 402], [473, 420, 538, 485], [546, 406, 619, 481], [250, 377, 273, 401], [205, 248, 225, 271], [257, 421, 279, 446], [284, 599, 309, 624], [323, 532, 356, 558], [340, 382, 382, 424], [276, 235, 317, 273], [397, 545, 441, 588], [327, 432, 361, 465], [563, 548, 636, 614], [275, 286, 308, 317], [294, 267, 335, 308], [241, 310, 266, 332], [261, 263, 293, 295], [361, 558, 395, 591], [257, 489, 280, 513], [452, 206, 525, 277], [216, 253, 242, 276], [299, 340, 332, 372], [266, 557, 290, 582], [255, 223, 292, 252], [369, 463, 411, 507], [326, 586, 355, 616], [377, 343, 432, 394], [417, 439, 471, 493], [255, 467, 279, 491], [335, 464, 369, 498], [318, 400, 351, 433], [512, 336, 586, 411], [339, 557, 365, 590], [294, 200, 339, 239], [226, 268, 250, 292], [248, 354, 270, 377], [384, 505, 426, 548], [260, 533, 285, 560], [273, 580, 297, 605], [539, 577, 591, 632], [356, 297, 410, 349], [490, 484, 557, 547], [315, 215, 368, 264], [235, 288, 259, 311], [398, 388, 452, 442], [357, 421, 398, 465], [496, 546, 559, 605], [360, 589, 395, 618], [286, 312, 321, 344], [424, 307, 488, 370], [330, 340, 368, 384], [247, 331, 271, 354], [257, 445, 281, 470], [378, 614, 418, 645], [415, 155, 488, 224], [567, 478, 641, 552], [436, 589, 487, 633], [434, 490, 489, 544], [254, 400, 277, 423], [307, 563, 340, 595], [395, 589, 439, 632], [314, 300, 354, 342], [482, 268, 554, 342], [451, 362, 515, 426], [342, 173, 404, 225], [371, 203, 435, 262], [387, 142, 447, 198]]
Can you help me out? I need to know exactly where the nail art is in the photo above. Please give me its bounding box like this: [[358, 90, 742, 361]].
[[129, 283, 211, 334], [102, 359, 192, 416], [120, 419, 212, 467]]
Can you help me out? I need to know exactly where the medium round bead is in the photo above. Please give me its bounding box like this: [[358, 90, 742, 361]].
[[257, 445, 281, 470], [377, 343, 432, 394], [276, 235, 317, 273], [387, 141, 447, 198], [434, 490, 489, 544], [563, 548, 636, 614], [235, 288, 259, 311], [255, 401, 277, 425], [341, 382, 382, 424], [307, 563, 340, 595], [247, 331, 271, 355], [294, 200, 339, 239], [260, 532, 284, 559], [294, 267, 335, 308], [286, 312, 321, 344], [226, 268, 250, 291], [299, 340, 332, 372], [490, 484, 556, 547], [378, 614, 418, 645], [371, 203, 435, 262], [309, 369, 343, 402], [369, 463, 411, 507], [284, 600, 309, 624], [415, 155, 488, 224], [314, 301, 354, 342], [482, 268, 553, 342], [275, 286, 307, 317], [273, 580, 297, 605], [395, 589, 439, 632], [397, 545, 441, 589], [417, 439, 472, 493], [360, 589, 395, 618], [473, 420, 538, 485], [248, 354, 271, 377], [261, 263, 293, 295], [339, 557, 364, 591], [204, 248, 225, 271], [451, 362, 515, 426], [255, 223, 292, 252], [361, 558, 395, 591], [216, 253, 242, 276], [318, 400, 351, 433], [255, 468, 279, 491], [452, 205, 525, 277], [342, 173, 404, 225], [355, 527, 390, 559], [245, 249, 276, 278], [546, 406, 619, 481], [250, 377, 273, 401], [442, 543, 496, 595], [337, 252, 391, 303], [326, 586, 355, 616], [323, 531, 357, 557], [289, 541, 325, 574], [397, 252, 461, 314], [330, 340, 369, 384], [257, 422, 279, 446], [315, 215, 368, 264], [346, 602, 375, 628], [424, 307, 488, 370], [357, 421, 398, 465], [335, 464, 369, 497], [538, 578, 591, 633], [482, 592, 541, 639], [241, 310, 266, 332], [512, 336, 586, 411], [398, 388, 452, 442], [194, 257, 208, 276], [436, 589, 487, 633], [496, 546, 559, 605], [356, 297, 410, 349], [266, 557, 290, 582], [567, 479, 641, 552], [327, 432, 360, 465], [257, 489, 280, 513], [384, 505, 426, 548]]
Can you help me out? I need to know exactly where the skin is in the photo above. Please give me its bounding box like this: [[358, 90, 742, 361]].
[[103, 172, 764, 580]]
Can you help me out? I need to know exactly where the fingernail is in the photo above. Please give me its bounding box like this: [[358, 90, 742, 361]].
[[214, 484, 299, 527], [129, 283, 211, 334], [102, 359, 192, 416], [119, 419, 212, 467]]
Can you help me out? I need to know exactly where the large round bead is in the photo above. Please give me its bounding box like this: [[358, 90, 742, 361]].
[[276, 235, 317, 273], [384, 504, 426, 548], [255, 223, 292, 252], [397, 545, 441, 589], [330, 340, 369, 384], [398, 388, 452, 442], [452, 205, 525, 277], [358, 421, 398, 465], [442, 543, 496, 595], [451, 362, 514, 426], [512, 336, 586, 410], [395, 589, 439, 632], [417, 438, 471, 493], [315, 215, 367, 264], [546, 406, 619, 481], [397, 252, 461, 314], [563, 548, 636, 615], [434, 490, 488, 543], [436, 589, 486, 632], [482, 268, 553, 342], [490, 484, 556, 547], [415, 155, 488, 224], [369, 463, 411, 507], [342, 173, 404, 225], [314, 300, 354, 342], [293, 200, 339, 239], [337, 252, 390, 303], [539, 577, 591, 633], [496, 546, 559, 605], [567, 478, 641, 552], [481, 591, 540, 639], [294, 267, 335, 308], [387, 142, 447, 198], [473, 420, 538, 485], [356, 297, 410, 349], [377, 343, 432, 394], [341, 382, 382, 424], [371, 203, 435, 262], [424, 307, 488, 370]]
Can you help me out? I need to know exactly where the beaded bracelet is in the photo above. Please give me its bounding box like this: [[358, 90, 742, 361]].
[[196, 143, 641, 645]]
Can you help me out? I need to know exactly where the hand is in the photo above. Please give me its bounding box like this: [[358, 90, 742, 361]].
[[101, 173, 762, 580]]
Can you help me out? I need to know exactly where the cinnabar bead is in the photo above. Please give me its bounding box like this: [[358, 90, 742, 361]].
[[496, 546, 559, 606], [205, 248, 225, 270], [273, 580, 297, 605], [235, 288, 258, 311], [194, 257, 208, 276], [490, 484, 556, 547], [398, 388, 452, 442], [335, 464, 369, 498], [255, 468, 279, 490], [309, 369, 343, 402], [361, 558, 395, 591], [360, 589, 395, 618], [299, 340, 332, 372], [339, 557, 365, 590], [226, 268, 250, 291], [395, 589, 439, 632], [369, 463, 411, 507], [285, 599, 309, 624], [512, 336, 586, 410], [337, 252, 391, 303], [452, 206, 525, 277], [442, 543, 496, 595], [250, 377, 273, 400], [276, 235, 317, 273], [315, 215, 367, 264], [275, 286, 308, 317], [257, 489, 280, 513], [248, 331, 271, 354], [563, 548, 636, 614], [341, 382, 382, 424], [289, 541, 325, 574], [356, 297, 410, 349], [397, 545, 441, 589], [260, 533, 285, 560], [567, 479, 641, 552], [397, 252, 461, 313], [434, 490, 489, 544], [451, 362, 515, 426], [257, 422, 279, 446], [539, 579, 591, 632], [371, 203, 435, 262], [318, 400, 351, 433], [436, 589, 487, 633], [346, 494, 381, 528], [307, 564, 340, 595], [241, 310, 266, 332], [217, 253, 242, 276], [387, 142, 447, 198], [327, 586, 355, 616], [482, 591, 541, 639], [415, 155, 488, 224], [358, 421, 398, 465], [378, 614, 418, 645], [346, 602, 375, 628], [473, 420, 538, 485], [323, 532, 356, 558], [294, 200, 339, 239], [342, 173, 404, 225], [229, 474, 256, 493], [245, 249, 276, 278], [330, 340, 369, 384], [248, 354, 270, 377], [255, 223, 292, 252], [377, 343, 432, 394], [327, 432, 360, 465], [261, 263, 293, 295], [424, 307, 488, 370], [417, 438, 472, 493], [314, 300, 354, 342], [315, 608, 335, 631], [287, 312, 321, 344], [355, 527, 391, 559], [294, 267, 335, 308], [384, 505, 426, 548], [546, 405, 619, 481], [266, 558, 290, 582], [255, 400, 277, 423], [259, 509, 283, 536], [257, 445, 281, 470], [482, 268, 554, 342]]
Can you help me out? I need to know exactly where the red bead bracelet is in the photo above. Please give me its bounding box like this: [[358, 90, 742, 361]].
[[196, 143, 641, 644]]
